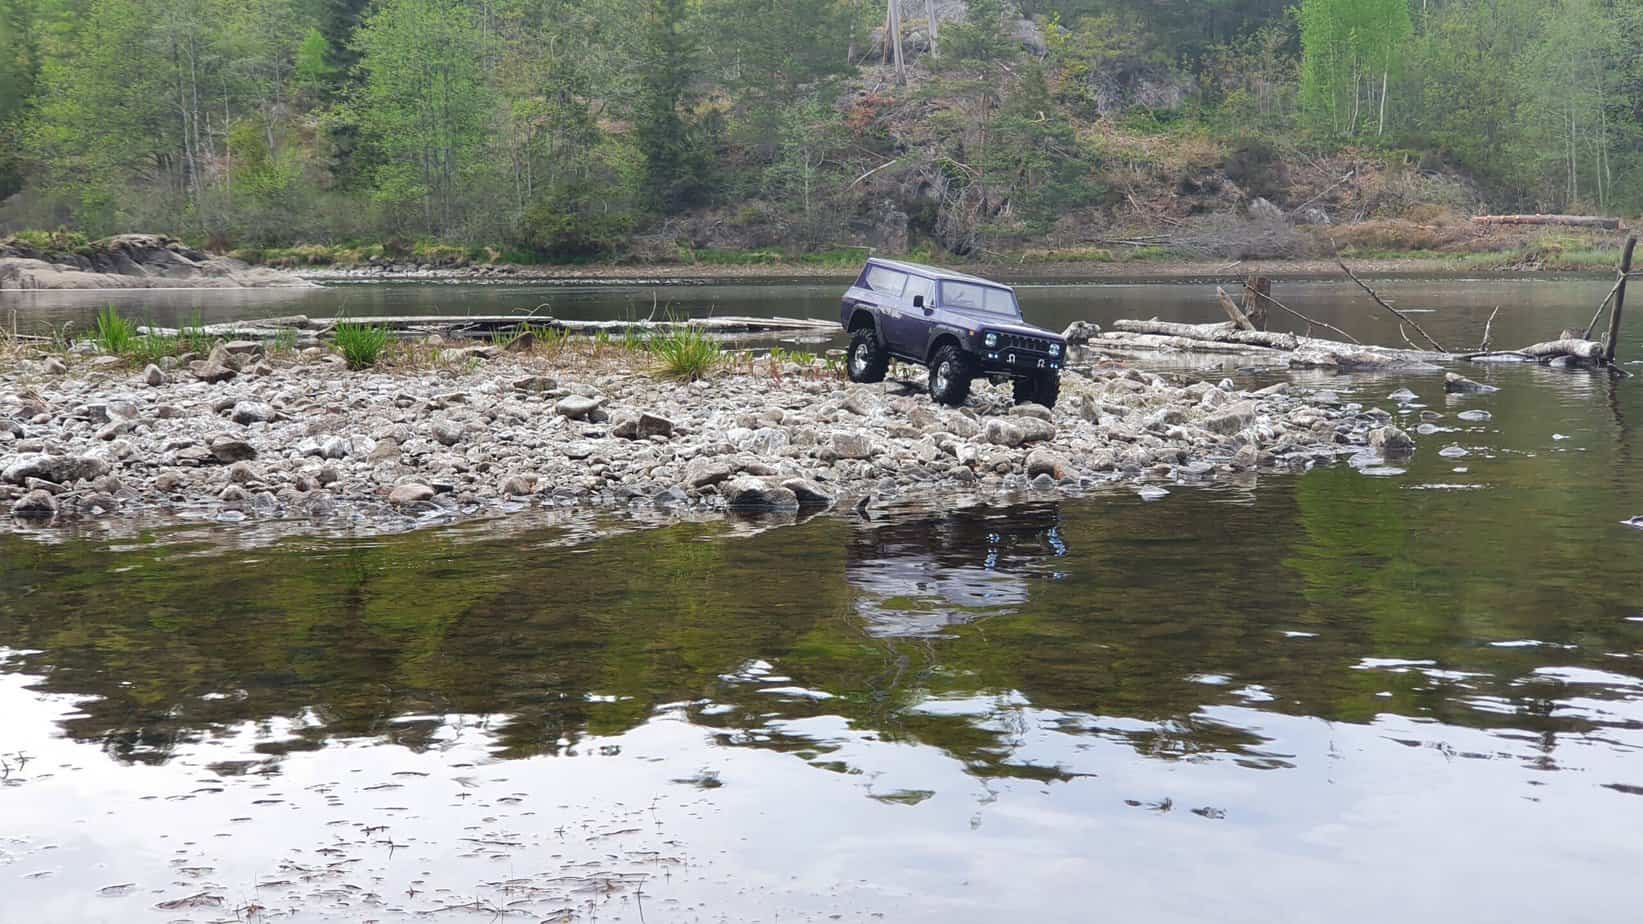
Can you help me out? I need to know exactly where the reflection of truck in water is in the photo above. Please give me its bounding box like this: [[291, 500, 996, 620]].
[[846, 502, 1067, 638]]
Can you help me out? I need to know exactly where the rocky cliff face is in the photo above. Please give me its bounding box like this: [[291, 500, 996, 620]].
[[0, 234, 314, 289]]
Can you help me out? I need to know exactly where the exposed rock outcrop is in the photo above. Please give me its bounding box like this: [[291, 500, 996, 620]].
[[0, 234, 315, 290]]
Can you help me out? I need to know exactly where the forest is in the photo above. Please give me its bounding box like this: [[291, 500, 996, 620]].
[[1, 0, 1641, 263]]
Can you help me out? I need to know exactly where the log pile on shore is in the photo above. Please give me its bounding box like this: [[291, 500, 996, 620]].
[[0, 342, 1416, 530]]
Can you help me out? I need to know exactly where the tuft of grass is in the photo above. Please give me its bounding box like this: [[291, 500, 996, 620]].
[[94, 305, 137, 354], [333, 320, 390, 370], [127, 330, 180, 365], [622, 327, 651, 353], [270, 327, 299, 354], [651, 326, 723, 381], [177, 311, 213, 354]]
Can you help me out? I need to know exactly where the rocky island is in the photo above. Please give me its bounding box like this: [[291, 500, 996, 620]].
[[0, 334, 1416, 530]]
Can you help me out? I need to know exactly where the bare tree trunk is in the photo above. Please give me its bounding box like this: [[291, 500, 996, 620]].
[[888, 0, 906, 84], [926, 0, 939, 58], [1377, 67, 1388, 137]]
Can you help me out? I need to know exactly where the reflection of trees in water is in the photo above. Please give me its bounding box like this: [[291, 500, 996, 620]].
[[3, 478, 1643, 786]]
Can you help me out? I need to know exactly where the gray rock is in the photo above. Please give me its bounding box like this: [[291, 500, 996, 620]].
[[555, 395, 603, 420], [500, 475, 535, 497], [389, 483, 436, 505], [231, 401, 276, 425], [832, 430, 874, 459], [985, 419, 1026, 448], [433, 419, 465, 446], [208, 438, 258, 464], [143, 364, 166, 387], [1368, 425, 1415, 456], [193, 360, 236, 383], [721, 477, 800, 512], [1388, 388, 1419, 402], [1061, 321, 1101, 345], [2, 453, 111, 486], [1025, 448, 1070, 479], [11, 488, 59, 518], [1204, 402, 1256, 435], [1016, 417, 1056, 444], [1248, 196, 1285, 222], [44, 357, 67, 375], [321, 437, 350, 460], [686, 458, 734, 488], [1010, 403, 1054, 422], [228, 462, 258, 485], [1458, 410, 1493, 422], [781, 478, 835, 508]]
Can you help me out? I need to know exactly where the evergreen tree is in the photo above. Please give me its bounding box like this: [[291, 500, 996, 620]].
[[635, 0, 709, 213]]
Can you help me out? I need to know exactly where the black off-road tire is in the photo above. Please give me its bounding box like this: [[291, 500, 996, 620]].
[[928, 344, 975, 407], [847, 328, 890, 384], [1013, 370, 1061, 409]]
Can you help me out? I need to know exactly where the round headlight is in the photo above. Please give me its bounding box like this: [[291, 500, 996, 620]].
[[1049, 343, 1062, 357], [984, 333, 999, 348]]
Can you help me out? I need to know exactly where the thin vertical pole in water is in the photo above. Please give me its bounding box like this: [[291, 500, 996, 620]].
[[1606, 236, 1636, 364]]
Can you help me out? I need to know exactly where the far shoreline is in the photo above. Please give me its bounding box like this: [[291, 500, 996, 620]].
[[293, 254, 1622, 289]]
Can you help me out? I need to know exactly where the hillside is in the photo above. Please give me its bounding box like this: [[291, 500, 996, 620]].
[[1, 0, 1638, 267]]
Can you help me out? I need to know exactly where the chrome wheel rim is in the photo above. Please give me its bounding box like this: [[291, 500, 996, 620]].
[[850, 344, 868, 376], [932, 360, 951, 394]]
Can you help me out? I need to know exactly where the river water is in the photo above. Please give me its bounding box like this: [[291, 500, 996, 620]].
[[4, 276, 1643, 922]]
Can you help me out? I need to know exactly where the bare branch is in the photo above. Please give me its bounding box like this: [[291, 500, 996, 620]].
[[1479, 306, 1500, 353], [1336, 258, 1448, 352], [1582, 273, 1624, 340], [1244, 287, 1362, 344]]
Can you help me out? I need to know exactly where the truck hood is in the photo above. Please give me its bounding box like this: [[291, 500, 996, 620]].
[[943, 307, 1065, 341]]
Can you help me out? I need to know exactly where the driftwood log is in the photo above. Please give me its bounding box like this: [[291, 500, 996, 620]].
[[1215, 287, 1258, 332], [1113, 319, 1297, 350], [1472, 214, 1624, 231]]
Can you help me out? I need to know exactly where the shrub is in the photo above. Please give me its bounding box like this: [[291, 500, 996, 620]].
[[651, 326, 722, 381], [333, 321, 390, 369], [94, 305, 137, 354]]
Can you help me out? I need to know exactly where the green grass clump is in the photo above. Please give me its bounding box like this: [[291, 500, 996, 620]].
[[94, 305, 137, 354], [270, 327, 299, 353], [651, 326, 722, 381], [127, 331, 180, 365], [9, 229, 91, 253], [333, 321, 390, 370], [177, 312, 213, 354]]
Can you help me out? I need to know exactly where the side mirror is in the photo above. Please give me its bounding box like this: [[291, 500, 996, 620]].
[[912, 294, 926, 309]]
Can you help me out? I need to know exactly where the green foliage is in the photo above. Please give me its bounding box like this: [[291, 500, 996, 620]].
[[6, 0, 1643, 256], [333, 320, 389, 369], [1299, 0, 1412, 137], [651, 326, 722, 381], [94, 305, 137, 354], [293, 27, 334, 98], [350, 0, 493, 234], [635, 0, 710, 213]]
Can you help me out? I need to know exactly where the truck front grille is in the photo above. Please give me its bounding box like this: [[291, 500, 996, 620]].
[[1001, 333, 1052, 353]]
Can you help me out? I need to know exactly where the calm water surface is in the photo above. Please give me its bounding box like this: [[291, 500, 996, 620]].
[[4, 277, 1643, 922]]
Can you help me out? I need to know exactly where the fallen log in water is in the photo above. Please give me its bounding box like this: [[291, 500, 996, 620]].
[[1472, 214, 1624, 230], [1112, 319, 1298, 350], [139, 314, 837, 341]]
